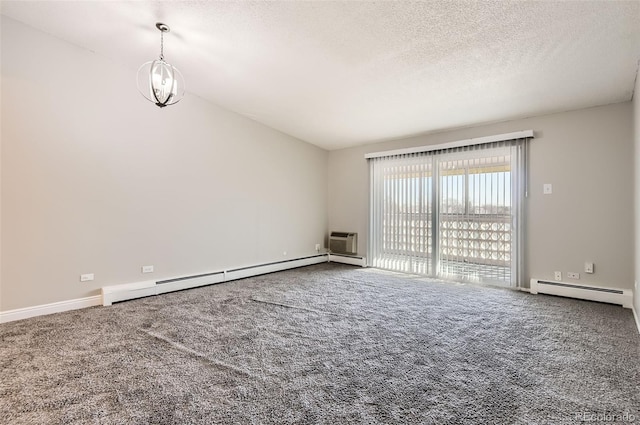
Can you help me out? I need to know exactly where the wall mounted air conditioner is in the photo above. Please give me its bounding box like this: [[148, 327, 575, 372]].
[[329, 232, 357, 255]]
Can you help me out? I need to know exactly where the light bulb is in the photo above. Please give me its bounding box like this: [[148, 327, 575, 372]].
[[149, 60, 176, 105]]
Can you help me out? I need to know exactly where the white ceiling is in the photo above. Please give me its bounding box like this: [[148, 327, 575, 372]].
[[2, 1, 639, 150]]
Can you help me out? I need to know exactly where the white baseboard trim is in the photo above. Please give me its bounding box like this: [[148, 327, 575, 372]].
[[633, 307, 640, 335], [102, 254, 330, 306], [225, 255, 328, 281], [2, 253, 369, 323], [328, 254, 367, 267], [0, 295, 102, 324]]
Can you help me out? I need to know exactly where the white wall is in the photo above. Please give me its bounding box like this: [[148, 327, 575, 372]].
[[0, 17, 328, 311], [329, 102, 634, 290], [634, 66, 640, 314]]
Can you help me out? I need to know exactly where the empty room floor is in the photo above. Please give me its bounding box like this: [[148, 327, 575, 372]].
[[1, 263, 638, 424]]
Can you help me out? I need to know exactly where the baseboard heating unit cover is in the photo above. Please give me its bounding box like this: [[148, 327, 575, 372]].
[[327, 253, 367, 267], [530, 279, 632, 308], [102, 254, 328, 306]]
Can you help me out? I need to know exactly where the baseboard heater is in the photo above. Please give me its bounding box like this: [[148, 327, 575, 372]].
[[328, 253, 367, 267], [102, 254, 328, 306], [530, 279, 633, 308]]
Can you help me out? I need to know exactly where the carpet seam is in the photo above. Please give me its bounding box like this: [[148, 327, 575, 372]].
[[139, 328, 259, 379]]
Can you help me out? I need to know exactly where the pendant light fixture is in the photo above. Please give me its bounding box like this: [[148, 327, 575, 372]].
[[137, 22, 185, 108]]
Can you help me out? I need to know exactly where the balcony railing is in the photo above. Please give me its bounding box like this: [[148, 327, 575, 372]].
[[378, 212, 512, 283]]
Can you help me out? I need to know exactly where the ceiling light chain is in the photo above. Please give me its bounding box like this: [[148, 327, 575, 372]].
[[159, 29, 164, 60]]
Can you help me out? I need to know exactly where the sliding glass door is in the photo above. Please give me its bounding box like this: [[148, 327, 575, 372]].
[[370, 154, 435, 275], [369, 139, 527, 287]]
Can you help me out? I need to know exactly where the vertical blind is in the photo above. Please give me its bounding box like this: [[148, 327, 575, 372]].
[[368, 138, 528, 287]]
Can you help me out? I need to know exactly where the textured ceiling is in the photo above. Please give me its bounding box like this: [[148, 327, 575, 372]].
[[2, 1, 639, 150]]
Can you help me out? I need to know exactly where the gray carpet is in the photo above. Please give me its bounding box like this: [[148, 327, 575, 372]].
[[1, 263, 639, 424]]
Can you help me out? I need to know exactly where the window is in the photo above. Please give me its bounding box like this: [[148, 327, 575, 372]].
[[368, 138, 528, 287]]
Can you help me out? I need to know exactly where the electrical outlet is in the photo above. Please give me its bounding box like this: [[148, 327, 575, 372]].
[[80, 273, 94, 282], [283, 251, 287, 256], [142, 265, 154, 273], [554, 271, 562, 281], [315, 244, 321, 252], [584, 262, 594, 274], [567, 272, 580, 279], [543, 183, 553, 195]]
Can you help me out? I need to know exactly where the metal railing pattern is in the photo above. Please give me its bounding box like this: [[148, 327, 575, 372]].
[[378, 213, 511, 283]]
